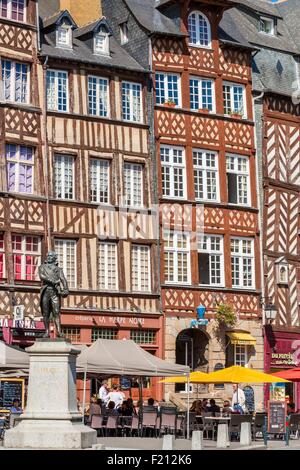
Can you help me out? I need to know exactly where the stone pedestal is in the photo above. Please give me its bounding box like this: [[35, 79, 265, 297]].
[[4, 339, 96, 449]]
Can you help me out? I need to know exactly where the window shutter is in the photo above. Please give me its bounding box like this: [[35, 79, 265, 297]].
[[227, 173, 237, 204], [226, 339, 234, 367], [198, 252, 210, 284]]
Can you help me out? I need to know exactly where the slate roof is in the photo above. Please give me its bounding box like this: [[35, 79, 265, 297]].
[[42, 10, 77, 29], [74, 18, 112, 38]]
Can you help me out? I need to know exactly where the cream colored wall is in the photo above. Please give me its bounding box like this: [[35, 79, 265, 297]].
[[60, 0, 102, 26]]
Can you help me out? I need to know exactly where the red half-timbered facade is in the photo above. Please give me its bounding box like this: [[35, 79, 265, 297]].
[[152, 0, 263, 401]]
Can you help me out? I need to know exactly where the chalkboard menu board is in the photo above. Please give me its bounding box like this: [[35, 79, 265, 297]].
[[0, 379, 24, 411], [268, 401, 286, 434], [243, 386, 255, 413]]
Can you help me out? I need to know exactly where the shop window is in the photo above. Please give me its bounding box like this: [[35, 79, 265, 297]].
[[61, 326, 80, 342], [91, 328, 117, 341], [130, 329, 156, 344]]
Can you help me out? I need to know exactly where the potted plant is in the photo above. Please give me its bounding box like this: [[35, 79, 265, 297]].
[[229, 109, 243, 119], [164, 99, 176, 108], [198, 107, 210, 114], [215, 303, 237, 328]]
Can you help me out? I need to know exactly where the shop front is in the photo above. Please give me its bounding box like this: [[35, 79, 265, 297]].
[[264, 327, 300, 410], [0, 318, 45, 348], [60, 311, 164, 401]]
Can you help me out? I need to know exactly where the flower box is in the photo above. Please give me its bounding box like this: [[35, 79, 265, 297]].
[[198, 108, 210, 114], [164, 102, 176, 108], [230, 112, 243, 119]]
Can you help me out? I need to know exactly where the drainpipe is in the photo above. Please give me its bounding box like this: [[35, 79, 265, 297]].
[[42, 55, 52, 250], [36, 1, 41, 52]]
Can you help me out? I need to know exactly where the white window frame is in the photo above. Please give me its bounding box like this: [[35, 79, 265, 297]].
[[0, 233, 5, 279], [231, 237, 255, 289], [155, 72, 181, 107], [160, 145, 187, 200], [90, 158, 110, 204], [56, 23, 72, 49], [223, 81, 247, 118], [0, 0, 26, 23], [6, 144, 34, 194], [98, 241, 118, 291], [123, 162, 144, 208], [54, 239, 77, 289], [87, 75, 110, 117], [12, 235, 41, 281], [226, 153, 250, 206], [1, 59, 29, 104], [188, 11, 211, 48], [189, 76, 215, 112], [164, 230, 191, 285], [46, 69, 69, 112], [121, 81, 143, 123], [260, 16, 275, 35], [120, 22, 129, 44], [193, 149, 219, 202], [131, 245, 151, 293], [234, 344, 248, 367], [94, 32, 109, 55], [54, 154, 75, 200], [198, 234, 224, 287]]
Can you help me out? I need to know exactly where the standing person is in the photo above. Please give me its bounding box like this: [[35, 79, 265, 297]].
[[10, 399, 23, 414], [99, 380, 109, 403], [106, 384, 125, 409], [231, 384, 246, 413]]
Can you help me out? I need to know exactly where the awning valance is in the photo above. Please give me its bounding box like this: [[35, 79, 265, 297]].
[[227, 331, 256, 346]]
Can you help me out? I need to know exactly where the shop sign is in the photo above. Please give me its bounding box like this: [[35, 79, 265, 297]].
[[0, 318, 37, 329], [73, 315, 146, 327], [270, 352, 296, 367]]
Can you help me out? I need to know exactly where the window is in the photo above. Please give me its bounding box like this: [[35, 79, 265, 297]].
[[130, 330, 156, 344], [226, 154, 250, 205], [161, 145, 186, 199], [131, 245, 151, 292], [260, 16, 275, 35], [231, 238, 254, 289], [193, 149, 218, 201], [94, 30, 109, 55], [54, 239, 77, 288], [0, 234, 4, 279], [198, 234, 223, 286], [124, 162, 143, 207], [6, 144, 34, 193], [190, 77, 214, 111], [234, 345, 248, 366], [155, 73, 181, 107], [54, 154, 74, 200], [88, 76, 109, 117], [188, 11, 211, 47], [120, 22, 129, 44], [46, 70, 68, 112], [12, 235, 41, 281], [223, 82, 246, 117], [90, 158, 110, 203], [1, 59, 29, 103], [61, 327, 80, 342], [0, 0, 25, 22], [98, 242, 118, 290], [92, 328, 117, 341], [164, 231, 190, 284], [56, 22, 72, 48], [122, 81, 142, 122]]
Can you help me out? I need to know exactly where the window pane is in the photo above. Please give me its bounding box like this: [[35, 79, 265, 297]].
[[132, 245, 150, 292], [124, 163, 143, 207], [54, 154, 74, 199], [55, 239, 76, 288]]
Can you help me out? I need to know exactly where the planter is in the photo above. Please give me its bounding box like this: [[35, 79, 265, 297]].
[[198, 108, 210, 114], [164, 102, 176, 108], [230, 113, 243, 119]]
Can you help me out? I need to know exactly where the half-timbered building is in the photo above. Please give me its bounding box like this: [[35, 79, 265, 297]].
[[103, 0, 264, 406], [222, 0, 300, 408]]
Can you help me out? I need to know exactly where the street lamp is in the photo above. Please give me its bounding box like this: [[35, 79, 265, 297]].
[[264, 304, 277, 324]]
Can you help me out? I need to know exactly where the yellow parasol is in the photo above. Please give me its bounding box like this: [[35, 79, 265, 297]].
[[201, 365, 291, 384], [159, 371, 209, 383]]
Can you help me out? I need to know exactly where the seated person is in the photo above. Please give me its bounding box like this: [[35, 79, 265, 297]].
[[222, 399, 232, 415], [126, 398, 137, 415], [118, 400, 131, 416], [207, 399, 220, 415], [106, 400, 119, 416], [202, 398, 209, 412], [146, 397, 158, 410], [10, 399, 23, 414], [190, 400, 202, 415]]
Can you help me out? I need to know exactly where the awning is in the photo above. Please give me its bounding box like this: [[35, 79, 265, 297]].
[[227, 331, 256, 346]]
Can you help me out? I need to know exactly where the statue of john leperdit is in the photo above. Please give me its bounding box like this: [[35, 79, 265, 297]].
[[38, 251, 69, 338]]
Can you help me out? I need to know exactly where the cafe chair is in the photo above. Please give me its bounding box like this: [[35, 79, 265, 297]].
[[90, 414, 104, 436], [141, 411, 158, 437], [229, 414, 252, 440], [105, 415, 119, 437], [159, 408, 177, 437], [289, 414, 300, 439], [123, 415, 140, 437], [252, 413, 267, 440]]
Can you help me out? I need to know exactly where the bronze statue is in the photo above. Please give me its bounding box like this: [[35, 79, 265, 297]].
[[39, 251, 69, 338]]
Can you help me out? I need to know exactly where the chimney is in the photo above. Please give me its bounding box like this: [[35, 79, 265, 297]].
[[59, 0, 102, 26]]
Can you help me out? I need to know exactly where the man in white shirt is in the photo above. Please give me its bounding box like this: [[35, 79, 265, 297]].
[[106, 384, 125, 409], [231, 384, 246, 412], [98, 380, 109, 403]]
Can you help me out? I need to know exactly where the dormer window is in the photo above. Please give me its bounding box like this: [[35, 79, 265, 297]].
[[120, 22, 129, 45], [94, 27, 109, 55], [260, 16, 275, 35], [57, 21, 72, 48]]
